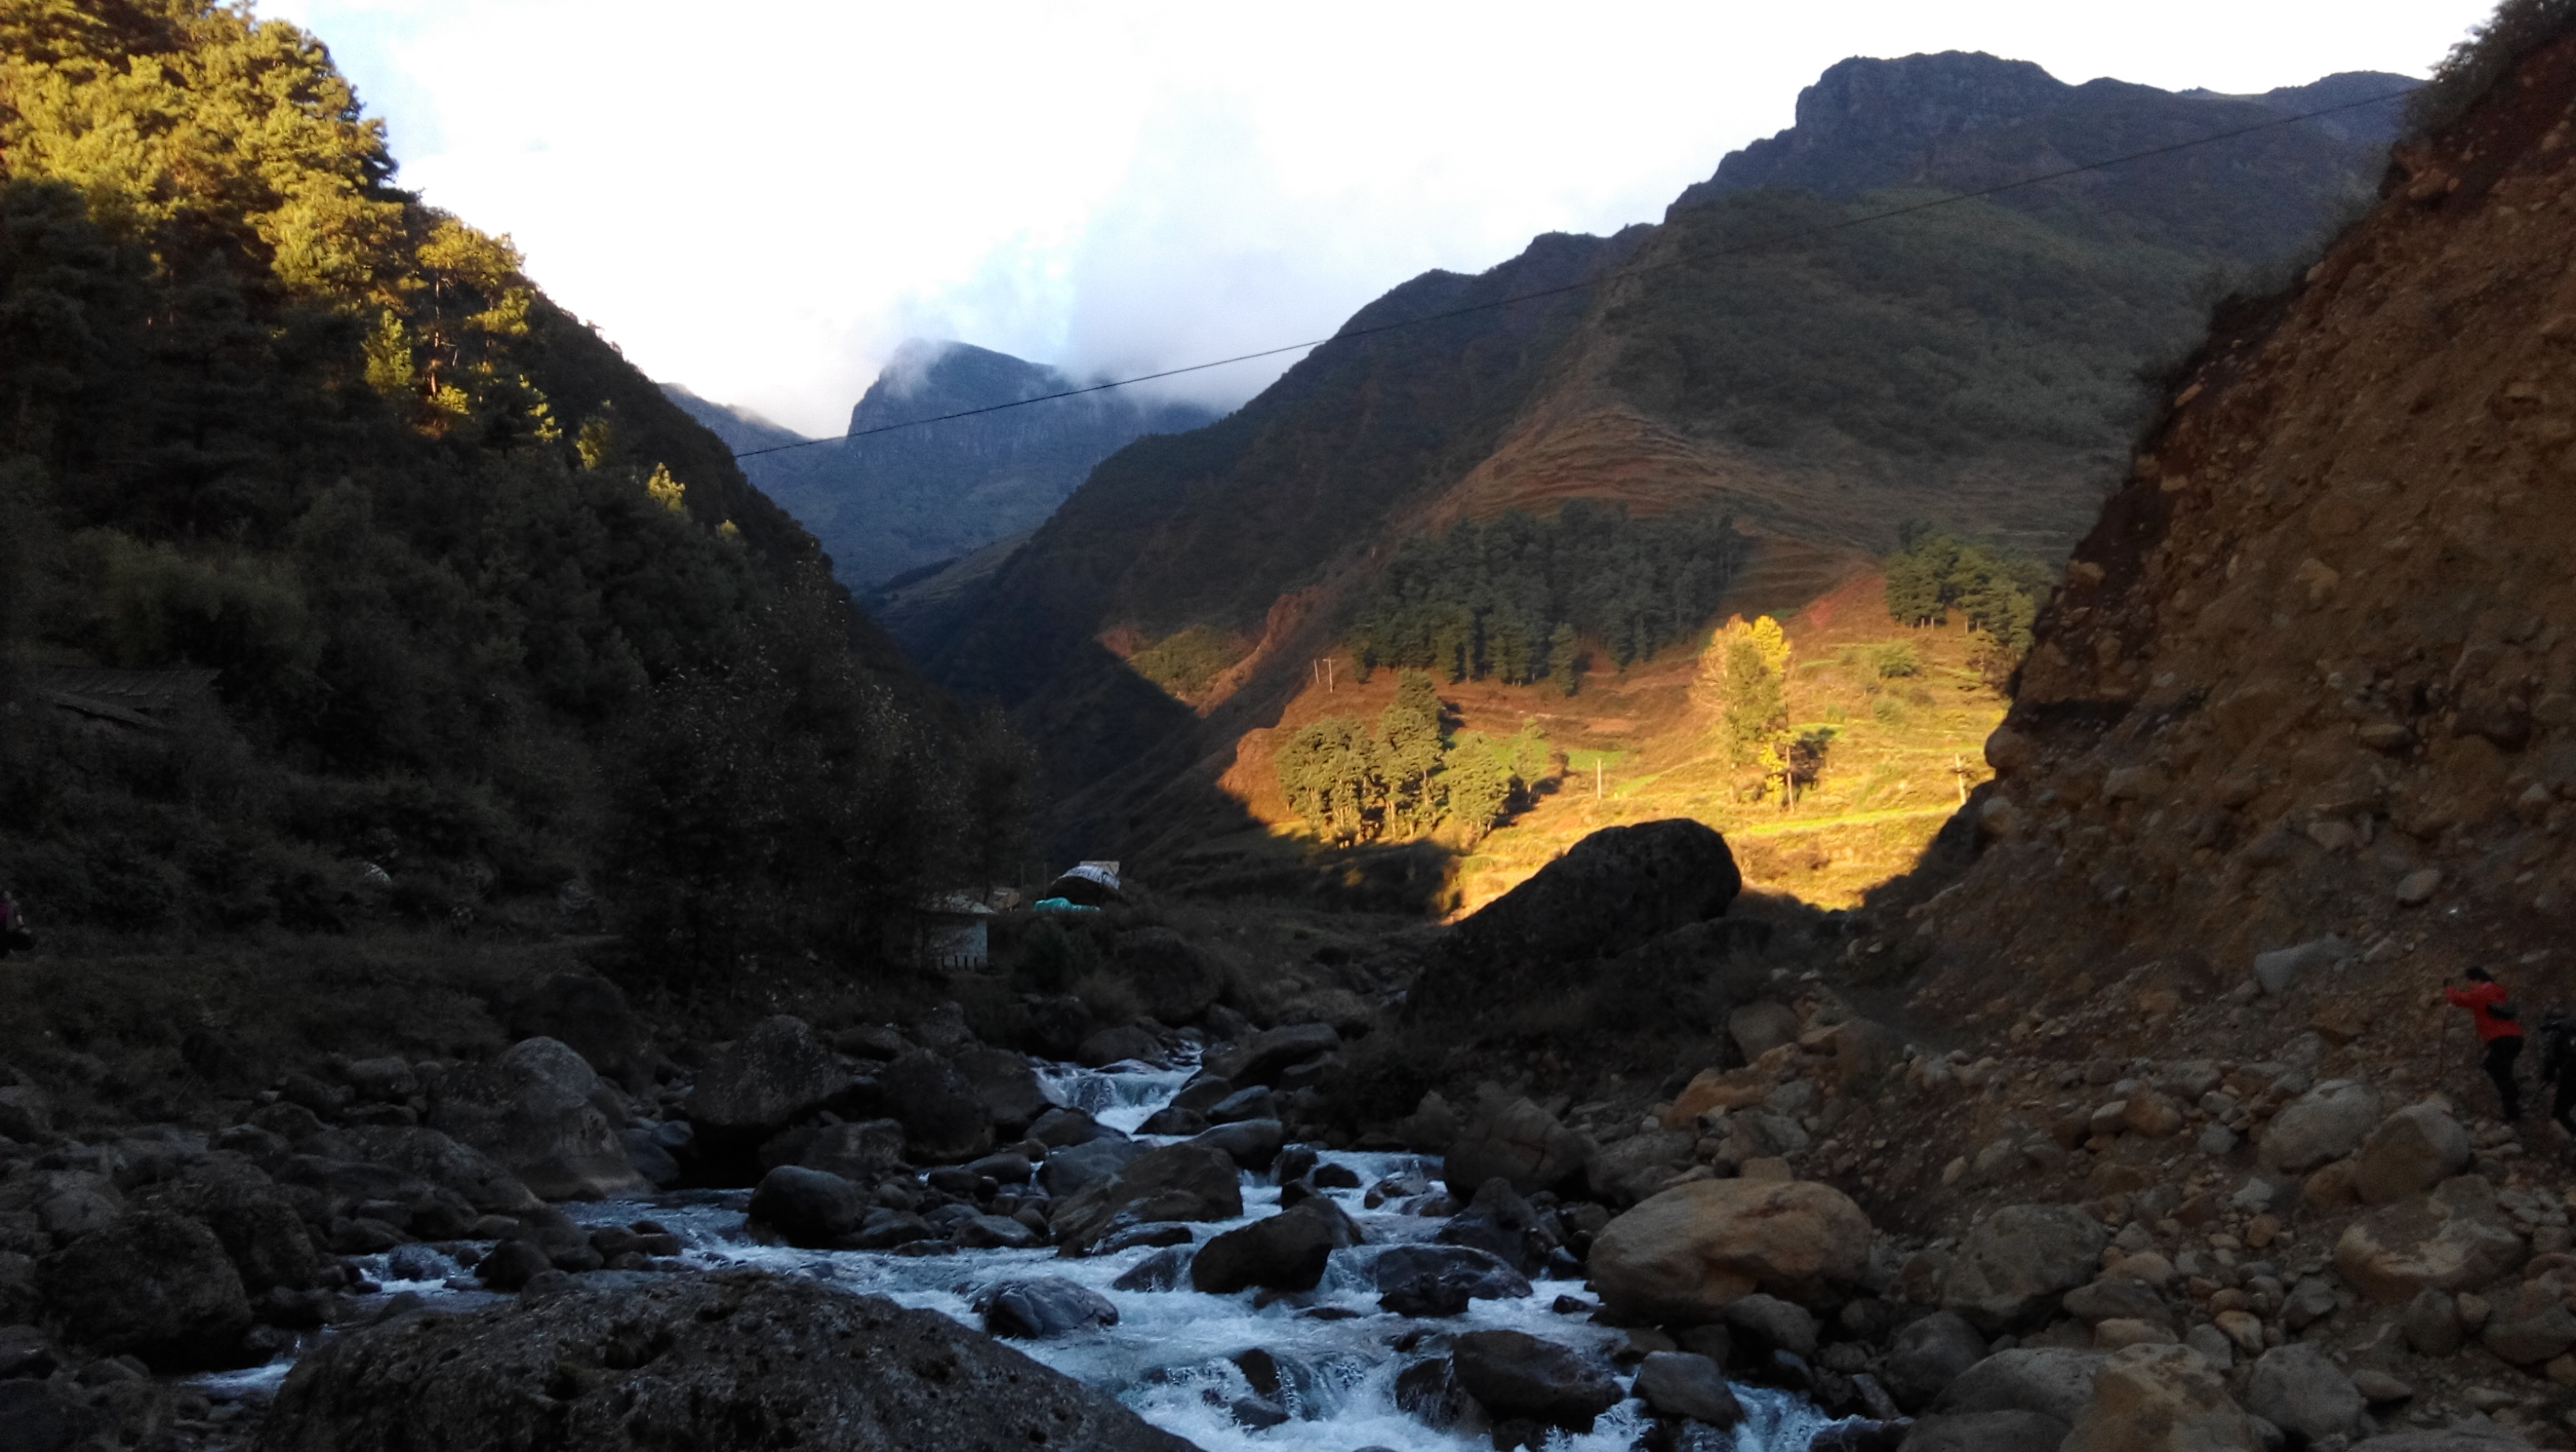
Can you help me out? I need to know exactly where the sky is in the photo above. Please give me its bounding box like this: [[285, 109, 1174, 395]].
[[253, 1, 2498, 438]]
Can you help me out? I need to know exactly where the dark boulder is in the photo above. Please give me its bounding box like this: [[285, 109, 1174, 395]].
[[1443, 1095, 1593, 1199], [1076, 1027, 1163, 1068], [253, 1270, 1196, 1452], [1408, 820, 1739, 1031], [878, 1053, 995, 1164], [1451, 1329, 1621, 1431], [1136, 1108, 1206, 1136], [1436, 1177, 1556, 1274], [137, 1158, 320, 1296], [1029, 1106, 1114, 1148], [427, 1037, 644, 1201], [1208, 1024, 1340, 1088], [951, 1046, 1052, 1136], [1189, 1119, 1286, 1173], [473, 1237, 552, 1291], [684, 1017, 848, 1159], [1170, 1076, 1237, 1115], [301, 1125, 542, 1214], [1110, 1246, 1193, 1292], [977, 1278, 1118, 1338], [793, 1120, 908, 1183], [1110, 929, 1223, 1025], [1634, 1350, 1744, 1428], [1374, 1244, 1531, 1316], [1883, 1312, 1992, 1411], [493, 973, 655, 1091], [1039, 1136, 1146, 1199], [748, 1166, 867, 1248], [1208, 1087, 1279, 1125], [1190, 1202, 1361, 1294], [1049, 1144, 1243, 1255], [39, 1211, 251, 1368]]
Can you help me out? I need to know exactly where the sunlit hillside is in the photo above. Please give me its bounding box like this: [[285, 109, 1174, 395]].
[[1211, 571, 2007, 912]]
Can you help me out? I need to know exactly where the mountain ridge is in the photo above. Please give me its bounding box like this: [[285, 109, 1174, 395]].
[[908, 50, 2413, 870], [712, 340, 1219, 590]]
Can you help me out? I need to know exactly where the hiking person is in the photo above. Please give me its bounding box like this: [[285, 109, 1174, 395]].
[[0, 891, 28, 958], [2541, 1009, 2576, 1138], [2445, 967, 2525, 1121]]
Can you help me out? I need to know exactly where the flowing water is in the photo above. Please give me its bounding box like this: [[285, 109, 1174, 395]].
[[217, 1056, 1852, 1452]]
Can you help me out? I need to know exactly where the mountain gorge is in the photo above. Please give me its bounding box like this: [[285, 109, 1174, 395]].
[[673, 342, 1217, 592], [909, 51, 2413, 874]]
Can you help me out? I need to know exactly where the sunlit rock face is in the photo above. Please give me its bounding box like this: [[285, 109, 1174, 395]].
[[1893, 29, 2576, 1020]]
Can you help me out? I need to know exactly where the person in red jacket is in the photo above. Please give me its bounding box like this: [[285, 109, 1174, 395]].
[[2446, 967, 2524, 1121]]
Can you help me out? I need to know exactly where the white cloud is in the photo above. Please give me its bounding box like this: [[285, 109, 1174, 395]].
[[256, 0, 2493, 436]]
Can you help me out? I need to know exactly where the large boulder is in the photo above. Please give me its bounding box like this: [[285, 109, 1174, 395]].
[[2245, 1342, 2368, 1442], [1110, 929, 1223, 1026], [1436, 1178, 1554, 1274], [2332, 1176, 2525, 1303], [747, 1166, 867, 1248], [950, 1047, 1051, 1136], [1373, 1244, 1531, 1317], [1189, 1203, 1360, 1294], [2350, 1104, 2472, 1205], [976, 1278, 1119, 1339], [1038, 1136, 1146, 1199], [427, 1037, 644, 1200], [2258, 1080, 2381, 1175], [2477, 1276, 2576, 1364], [1048, 1143, 1243, 1255], [301, 1125, 542, 1214], [794, 1120, 908, 1183], [1934, 1349, 2109, 1424], [684, 1016, 847, 1149], [1426, 819, 1739, 983], [1941, 1203, 2110, 1331], [137, 1158, 320, 1295], [2060, 1344, 2262, 1452], [877, 1052, 995, 1164], [1450, 1330, 1622, 1431], [1585, 1130, 1697, 1207], [495, 973, 655, 1091], [1633, 1351, 1744, 1428], [253, 1270, 1195, 1451], [1189, 1119, 1286, 1173], [1443, 1095, 1593, 1198], [1883, 1312, 1990, 1412], [39, 1210, 251, 1368], [1208, 1024, 1341, 1088], [1589, 1178, 1873, 1319]]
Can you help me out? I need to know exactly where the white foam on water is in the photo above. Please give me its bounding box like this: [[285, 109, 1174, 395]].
[[219, 1057, 1855, 1452], [608, 1060, 1859, 1452]]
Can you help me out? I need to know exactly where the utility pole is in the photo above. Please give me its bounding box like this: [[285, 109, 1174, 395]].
[[1595, 759, 1604, 802], [1952, 753, 1970, 805], [1312, 657, 1336, 693]]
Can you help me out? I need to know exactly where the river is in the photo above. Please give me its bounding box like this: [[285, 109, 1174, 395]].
[[205, 1054, 1851, 1452]]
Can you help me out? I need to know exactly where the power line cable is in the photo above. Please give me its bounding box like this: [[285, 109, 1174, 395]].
[[731, 84, 2414, 462]]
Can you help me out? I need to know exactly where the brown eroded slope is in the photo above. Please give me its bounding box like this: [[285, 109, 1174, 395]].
[[1888, 29, 2576, 1031]]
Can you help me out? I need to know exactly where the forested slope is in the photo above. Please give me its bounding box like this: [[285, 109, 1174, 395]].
[[0, 0, 1018, 971]]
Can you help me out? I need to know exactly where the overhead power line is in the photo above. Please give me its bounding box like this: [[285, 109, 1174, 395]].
[[730, 85, 2413, 462]]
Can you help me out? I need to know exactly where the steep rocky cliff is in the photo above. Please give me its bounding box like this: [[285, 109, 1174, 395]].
[[1893, 28, 2576, 1030]]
